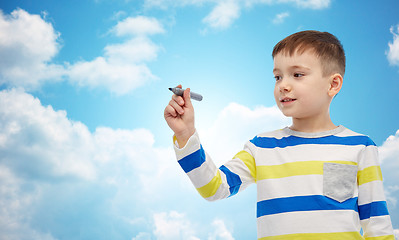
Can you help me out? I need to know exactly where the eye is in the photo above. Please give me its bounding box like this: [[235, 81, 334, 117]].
[[294, 73, 304, 78], [274, 75, 282, 81]]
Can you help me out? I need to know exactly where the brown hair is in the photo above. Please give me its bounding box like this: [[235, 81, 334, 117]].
[[272, 30, 346, 77]]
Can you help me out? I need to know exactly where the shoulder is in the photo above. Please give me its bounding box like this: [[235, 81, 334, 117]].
[[337, 127, 376, 147], [254, 128, 289, 139], [249, 126, 376, 148], [248, 128, 289, 148]]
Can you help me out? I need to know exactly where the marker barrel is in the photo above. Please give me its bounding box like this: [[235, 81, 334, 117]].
[[169, 88, 203, 101]]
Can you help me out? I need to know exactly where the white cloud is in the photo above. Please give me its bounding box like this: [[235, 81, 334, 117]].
[[208, 219, 235, 240], [0, 88, 178, 183], [145, 0, 330, 30], [153, 211, 200, 240], [280, 0, 330, 9], [132, 232, 152, 240], [379, 129, 399, 233], [112, 16, 165, 36], [202, 0, 241, 30], [385, 185, 399, 209], [67, 56, 156, 95], [387, 24, 399, 67], [110, 10, 127, 21], [0, 88, 181, 239], [151, 211, 235, 240], [379, 129, 399, 215], [199, 102, 290, 165], [379, 129, 399, 164], [0, 9, 65, 89], [0, 165, 57, 240], [272, 11, 290, 24], [67, 16, 165, 95], [143, 0, 213, 9], [0, 9, 164, 95], [0, 88, 96, 181], [105, 37, 161, 63]]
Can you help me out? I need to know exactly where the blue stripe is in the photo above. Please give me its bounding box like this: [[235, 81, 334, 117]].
[[220, 165, 242, 197], [358, 201, 389, 220], [250, 135, 375, 149], [178, 145, 206, 173], [257, 195, 358, 218]]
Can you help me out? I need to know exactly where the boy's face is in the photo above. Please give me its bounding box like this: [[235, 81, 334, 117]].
[[273, 50, 333, 121]]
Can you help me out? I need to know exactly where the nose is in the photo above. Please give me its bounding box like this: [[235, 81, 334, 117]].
[[278, 79, 291, 92]]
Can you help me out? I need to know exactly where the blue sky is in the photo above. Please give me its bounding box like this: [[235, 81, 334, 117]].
[[0, 0, 399, 239]]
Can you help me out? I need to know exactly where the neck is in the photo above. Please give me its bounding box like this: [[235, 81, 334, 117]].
[[290, 114, 337, 133]]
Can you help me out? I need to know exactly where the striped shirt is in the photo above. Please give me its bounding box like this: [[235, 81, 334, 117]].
[[174, 126, 395, 240]]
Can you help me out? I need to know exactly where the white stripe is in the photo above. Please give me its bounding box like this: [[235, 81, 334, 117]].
[[257, 210, 361, 238], [257, 174, 359, 202], [361, 215, 394, 237], [358, 146, 380, 170], [358, 180, 386, 205], [224, 157, 255, 184], [187, 152, 232, 201], [257, 126, 364, 139], [205, 174, 230, 201], [174, 131, 201, 161], [187, 153, 218, 188], [257, 175, 323, 201], [257, 129, 287, 139], [337, 128, 364, 137], [254, 144, 362, 166]]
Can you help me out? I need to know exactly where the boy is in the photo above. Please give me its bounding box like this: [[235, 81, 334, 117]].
[[164, 30, 395, 239]]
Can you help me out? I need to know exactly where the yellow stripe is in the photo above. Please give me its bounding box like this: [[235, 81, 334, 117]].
[[234, 150, 256, 181], [358, 165, 383, 186], [257, 161, 357, 181], [196, 171, 222, 198], [258, 231, 364, 240], [366, 234, 395, 240]]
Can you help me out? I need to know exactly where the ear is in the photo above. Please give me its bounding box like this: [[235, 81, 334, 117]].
[[328, 73, 343, 97]]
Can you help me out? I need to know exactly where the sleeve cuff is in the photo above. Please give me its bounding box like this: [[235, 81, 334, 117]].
[[173, 131, 201, 161]]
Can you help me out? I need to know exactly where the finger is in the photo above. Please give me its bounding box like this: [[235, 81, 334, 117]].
[[172, 94, 185, 106], [164, 104, 178, 118], [169, 99, 185, 115], [183, 88, 193, 108]]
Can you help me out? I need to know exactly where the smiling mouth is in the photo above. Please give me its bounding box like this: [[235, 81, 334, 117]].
[[280, 98, 296, 103]]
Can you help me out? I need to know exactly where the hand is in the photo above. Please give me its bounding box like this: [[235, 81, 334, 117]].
[[164, 85, 196, 147]]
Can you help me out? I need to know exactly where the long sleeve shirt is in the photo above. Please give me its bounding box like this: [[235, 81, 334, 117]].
[[174, 126, 395, 240]]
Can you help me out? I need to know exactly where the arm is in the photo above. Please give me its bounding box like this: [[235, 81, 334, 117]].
[[174, 131, 256, 201], [164, 85, 256, 201], [357, 144, 395, 239], [164, 84, 196, 147]]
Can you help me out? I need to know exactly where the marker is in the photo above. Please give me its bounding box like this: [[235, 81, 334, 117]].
[[168, 87, 203, 101]]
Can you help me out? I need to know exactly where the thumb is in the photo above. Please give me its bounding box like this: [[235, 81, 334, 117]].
[[183, 88, 193, 108]]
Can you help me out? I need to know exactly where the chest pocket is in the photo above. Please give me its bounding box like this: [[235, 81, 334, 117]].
[[323, 162, 357, 203]]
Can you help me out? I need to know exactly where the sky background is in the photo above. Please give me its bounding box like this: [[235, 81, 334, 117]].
[[0, 0, 399, 239]]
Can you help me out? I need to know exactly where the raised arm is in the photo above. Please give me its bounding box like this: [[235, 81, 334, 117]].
[[164, 84, 196, 147]]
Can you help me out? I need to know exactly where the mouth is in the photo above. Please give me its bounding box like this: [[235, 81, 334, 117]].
[[280, 97, 296, 103]]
